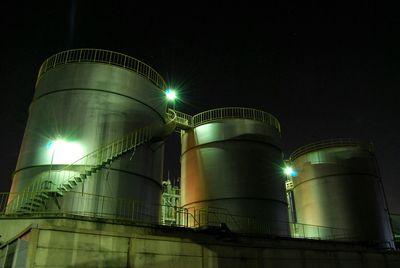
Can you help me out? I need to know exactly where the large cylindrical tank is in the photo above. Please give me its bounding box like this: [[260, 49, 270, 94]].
[[180, 107, 289, 236], [289, 139, 395, 249], [9, 49, 168, 222]]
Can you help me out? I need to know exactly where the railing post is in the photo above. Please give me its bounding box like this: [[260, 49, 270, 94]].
[[64, 51, 69, 63], [93, 49, 97, 62]]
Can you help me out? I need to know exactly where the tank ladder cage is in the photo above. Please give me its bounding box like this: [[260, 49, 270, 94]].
[[35, 48, 167, 90], [5, 111, 177, 214], [169, 107, 281, 133]]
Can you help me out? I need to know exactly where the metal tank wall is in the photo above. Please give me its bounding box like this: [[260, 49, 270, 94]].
[[9, 49, 167, 222], [180, 108, 289, 236], [289, 139, 395, 249]]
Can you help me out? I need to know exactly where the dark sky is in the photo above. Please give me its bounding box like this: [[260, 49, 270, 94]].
[[1, 2, 399, 213]]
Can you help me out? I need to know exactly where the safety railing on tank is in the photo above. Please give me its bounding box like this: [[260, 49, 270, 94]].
[[6, 112, 177, 213], [290, 138, 374, 161], [192, 107, 281, 132], [36, 48, 167, 89], [169, 107, 281, 132], [168, 109, 193, 129]]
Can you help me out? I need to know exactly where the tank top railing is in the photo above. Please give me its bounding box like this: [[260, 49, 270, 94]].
[[290, 138, 374, 161], [6, 112, 176, 214], [170, 107, 281, 133], [193, 107, 280, 132], [36, 48, 167, 89], [170, 109, 193, 129]]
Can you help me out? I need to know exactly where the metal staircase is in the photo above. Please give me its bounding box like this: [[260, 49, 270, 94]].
[[6, 110, 178, 214]]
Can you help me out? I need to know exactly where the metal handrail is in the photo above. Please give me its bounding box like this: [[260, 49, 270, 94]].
[[168, 109, 192, 129], [290, 138, 374, 161], [193, 107, 281, 132], [170, 107, 281, 132], [36, 48, 167, 89], [0, 191, 358, 241], [6, 112, 177, 213]]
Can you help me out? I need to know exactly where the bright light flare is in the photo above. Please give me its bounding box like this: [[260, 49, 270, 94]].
[[165, 89, 177, 101], [283, 166, 297, 177], [47, 139, 84, 164]]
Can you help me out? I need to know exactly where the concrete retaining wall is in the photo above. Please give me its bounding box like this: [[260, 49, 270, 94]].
[[0, 217, 399, 267]]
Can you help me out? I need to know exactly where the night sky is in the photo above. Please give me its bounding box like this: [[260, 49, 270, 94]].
[[1, 2, 399, 213]]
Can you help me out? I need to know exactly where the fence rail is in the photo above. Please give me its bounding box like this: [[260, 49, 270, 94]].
[[0, 191, 356, 242], [36, 48, 167, 89]]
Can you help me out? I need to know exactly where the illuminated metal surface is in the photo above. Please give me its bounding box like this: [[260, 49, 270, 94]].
[[9, 50, 168, 221], [180, 108, 288, 235], [289, 139, 395, 249]]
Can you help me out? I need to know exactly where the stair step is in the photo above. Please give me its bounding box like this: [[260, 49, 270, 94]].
[[32, 197, 46, 204], [20, 205, 36, 211], [25, 201, 42, 207], [55, 191, 64, 197], [17, 209, 30, 213], [47, 191, 64, 197], [79, 174, 87, 180], [38, 192, 50, 200], [68, 179, 78, 186], [16, 210, 27, 213], [58, 185, 69, 192], [63, 183, 73, 189]]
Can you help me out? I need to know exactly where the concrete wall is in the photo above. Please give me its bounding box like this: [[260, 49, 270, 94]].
[[0, 217, 399, 267]]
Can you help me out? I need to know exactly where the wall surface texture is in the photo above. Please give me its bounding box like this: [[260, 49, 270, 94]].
[[0, 218, 399, 267]]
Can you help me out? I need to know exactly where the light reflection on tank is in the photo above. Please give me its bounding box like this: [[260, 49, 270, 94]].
[[9, 49, 167, 222], [288, 139, 395, 249], [180, 107, 289, 236]]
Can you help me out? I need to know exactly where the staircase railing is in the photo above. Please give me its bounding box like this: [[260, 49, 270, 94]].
[[6, 111, 177, 213]]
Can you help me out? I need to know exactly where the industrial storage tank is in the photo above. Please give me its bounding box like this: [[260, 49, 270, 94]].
[[7, 49, 169, 223], [180, 107, 289, 235], [288, 138, 395, 249]]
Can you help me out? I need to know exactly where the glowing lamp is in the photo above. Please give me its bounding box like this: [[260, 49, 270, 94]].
[[165, 89, 177, 101], [284, 166, 297, 177], [47, 139, 84, 164]]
